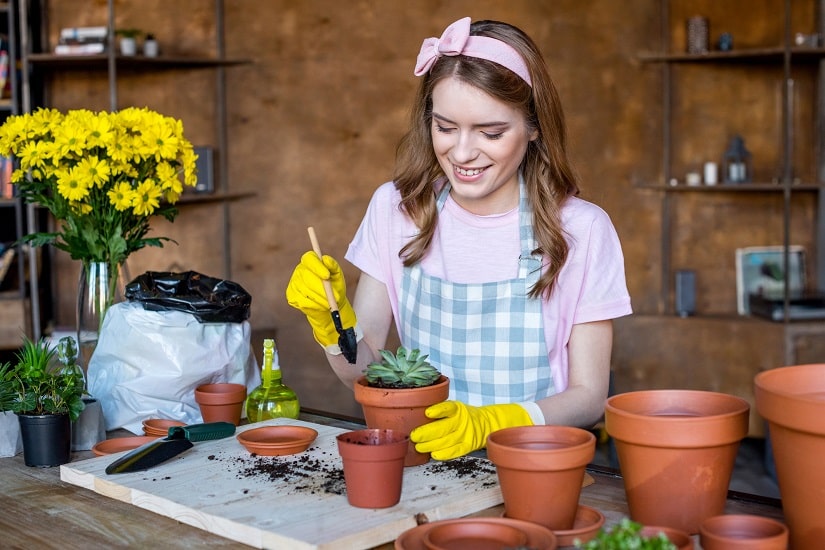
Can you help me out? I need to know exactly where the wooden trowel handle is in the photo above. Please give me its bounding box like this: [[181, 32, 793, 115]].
[[307, 226, 340, 312]]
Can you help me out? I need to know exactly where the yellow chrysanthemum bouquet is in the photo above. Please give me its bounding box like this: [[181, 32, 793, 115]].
[[0, 106, 197, 266]]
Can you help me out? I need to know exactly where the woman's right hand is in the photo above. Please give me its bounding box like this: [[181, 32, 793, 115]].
[[286, 251, 357, 349]]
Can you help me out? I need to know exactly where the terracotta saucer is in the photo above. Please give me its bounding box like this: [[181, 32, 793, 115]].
[[549, 504, 605, 546], [395, 517, 557, 550], [142, 418, 186, 437], [236, 425, 318, 456], [92, 436, 158, 456], [424, 520, 528, 549]]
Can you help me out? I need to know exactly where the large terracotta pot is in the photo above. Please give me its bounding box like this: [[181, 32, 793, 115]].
[[336, 428, 408, 508], [755, 363, 825, 549], [353, 375, 449, 467], [699, 514, 788, 550], [194, 383, 247, 426], [486, 425, 595, 531], [605, 390, 749, 534]]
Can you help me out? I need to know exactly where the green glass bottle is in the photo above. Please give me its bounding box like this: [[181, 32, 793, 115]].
[[245, 338, 300, 422]]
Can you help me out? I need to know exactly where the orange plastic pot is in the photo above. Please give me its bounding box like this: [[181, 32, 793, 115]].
[[755, 363, 825, 549], [194, 383, 247, 426], [605, 390, 749, 534], [486, 425, 595, 531], [353, 375, 449, 466], [336, 428, 408, 508]]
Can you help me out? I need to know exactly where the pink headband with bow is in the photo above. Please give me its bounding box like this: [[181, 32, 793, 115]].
[[414, 17, 532, 87]]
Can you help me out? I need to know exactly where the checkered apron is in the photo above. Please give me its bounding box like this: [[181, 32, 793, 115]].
[[399, 179, 554, 405]]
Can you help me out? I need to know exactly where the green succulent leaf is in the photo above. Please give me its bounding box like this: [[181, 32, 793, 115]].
[[364, 346, 441, 388]]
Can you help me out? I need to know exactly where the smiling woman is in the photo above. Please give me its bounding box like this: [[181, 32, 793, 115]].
[[287, 16, 632, 462]]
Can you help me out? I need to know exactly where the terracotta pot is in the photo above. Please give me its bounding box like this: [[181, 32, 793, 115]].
[[699, 514, 788, 550], [194, 383, 247, 426], [552, 504, 605, 546], [755, 363, 825, 549], [336, 428, 408, 508], [353, 375, 449, 467], [486, 425, 595, 531], [639, 526, 693, 550], [604, 389, 749, 534]]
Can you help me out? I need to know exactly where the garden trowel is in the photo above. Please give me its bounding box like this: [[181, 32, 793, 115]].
[[105, 422, 235, 474]]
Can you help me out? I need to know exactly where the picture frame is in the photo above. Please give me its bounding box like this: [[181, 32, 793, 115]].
[[735, 245, 806, 315]]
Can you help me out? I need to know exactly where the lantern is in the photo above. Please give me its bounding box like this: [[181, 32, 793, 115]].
[[722, 134, 752, 183]]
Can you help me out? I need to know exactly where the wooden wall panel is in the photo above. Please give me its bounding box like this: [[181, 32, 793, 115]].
[[39, 1, 825, 422], [39, 1, 660, 417]]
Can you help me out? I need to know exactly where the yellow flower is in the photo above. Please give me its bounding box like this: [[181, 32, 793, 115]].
[[76, 156, 111, 189], [56, 166, 91, 202], [70, 201, 93, 216], [107, 181, 134, 211], [182, 146, 198, 186], [52, 118, 88, 159], [143, 123, 179, 162], [18, 140, 51, 172], [83, 111, 115, 150], [131, 179, 162, 216], [0, 107, 197, 265]]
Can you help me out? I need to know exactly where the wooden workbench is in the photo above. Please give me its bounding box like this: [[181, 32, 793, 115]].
[[0, 410, 783, 549]]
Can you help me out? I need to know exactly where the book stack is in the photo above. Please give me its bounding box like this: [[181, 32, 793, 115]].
[[55, 26, 108, 55]]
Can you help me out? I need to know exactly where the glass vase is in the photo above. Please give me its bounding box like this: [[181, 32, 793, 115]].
[[76, 260, 128, 383]]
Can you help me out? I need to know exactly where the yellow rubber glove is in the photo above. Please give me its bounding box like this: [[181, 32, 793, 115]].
[[285, 251, 357, 351], [410, 401, 533, 460]]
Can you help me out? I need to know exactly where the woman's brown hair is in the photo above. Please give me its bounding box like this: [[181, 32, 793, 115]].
[[393, 19, 580, 299]]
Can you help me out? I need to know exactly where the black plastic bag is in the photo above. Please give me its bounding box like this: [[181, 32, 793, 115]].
[[125, 271, 252, 323]]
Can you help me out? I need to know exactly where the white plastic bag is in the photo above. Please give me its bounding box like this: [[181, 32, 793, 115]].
[[88, 301, 260, 434]]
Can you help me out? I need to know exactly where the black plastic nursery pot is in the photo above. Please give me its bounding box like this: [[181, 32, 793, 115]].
[[18, 413, 72, 467]]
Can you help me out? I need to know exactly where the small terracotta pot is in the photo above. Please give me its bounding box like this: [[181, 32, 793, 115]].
[[353, 375, 449, 467], [699, 514, 789, 550], [640, 526, 693, 550], [755, 363, 825, 549], [336, 428, 408, 508], [194, 383, 247, 426], [605, 389, 749, 534], [486, 425, 595, 531], [552, 505, 605, 546]]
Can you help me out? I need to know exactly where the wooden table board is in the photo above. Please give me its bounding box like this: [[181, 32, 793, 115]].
[[60, 418, 504, 549]]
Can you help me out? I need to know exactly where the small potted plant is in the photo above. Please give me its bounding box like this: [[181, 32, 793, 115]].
[[115, 28, 142, 56], [0, 336, 85, 466], [353, 346, 449, 466]]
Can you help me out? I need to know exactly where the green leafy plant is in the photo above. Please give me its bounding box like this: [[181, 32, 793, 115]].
[[115, 28, 143, 39], [575, 518, 677, 549], [364, 346, 441, 389], [0, 336, 85, 421]]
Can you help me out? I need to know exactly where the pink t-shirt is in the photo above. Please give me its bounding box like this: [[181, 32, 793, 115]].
[[346, 181, 632, 393]]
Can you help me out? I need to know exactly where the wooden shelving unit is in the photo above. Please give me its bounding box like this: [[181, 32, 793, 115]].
[[613, 0, 825, 437], [6, 0, 252, 340]]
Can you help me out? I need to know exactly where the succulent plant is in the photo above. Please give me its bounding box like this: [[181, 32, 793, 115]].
[[364, 346, 441, 389]]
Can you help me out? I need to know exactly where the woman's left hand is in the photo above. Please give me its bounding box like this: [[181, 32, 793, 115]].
[[410, 401, 533, 460]]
